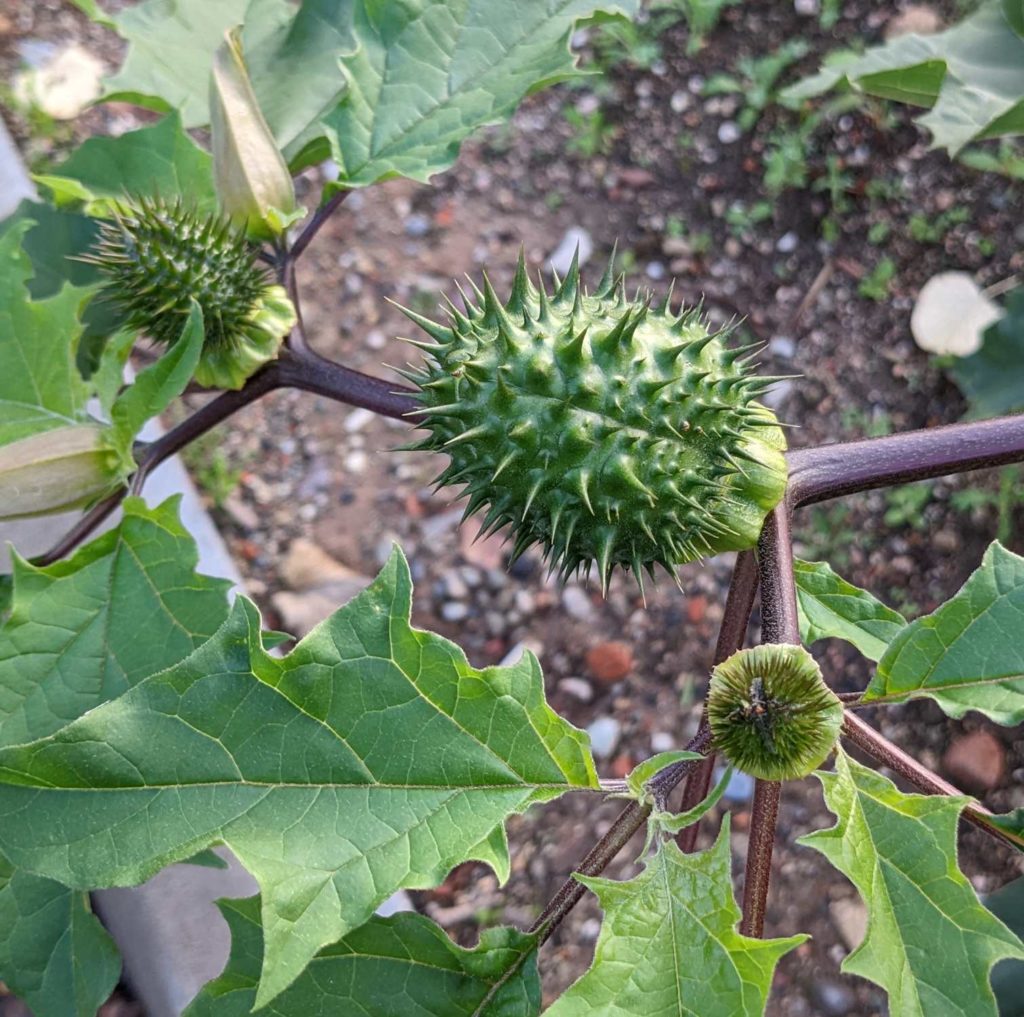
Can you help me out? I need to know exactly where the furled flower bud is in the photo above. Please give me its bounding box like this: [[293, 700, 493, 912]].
[[707, 644, 843, 781], [0, 426, 119, 520], [210, 28, 299, 239]]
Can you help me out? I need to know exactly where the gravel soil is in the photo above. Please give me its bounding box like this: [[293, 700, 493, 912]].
[[3, 1, 1024, 1014]]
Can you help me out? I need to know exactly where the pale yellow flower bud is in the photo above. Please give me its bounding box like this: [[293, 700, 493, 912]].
[[0, 426, 119, 520]]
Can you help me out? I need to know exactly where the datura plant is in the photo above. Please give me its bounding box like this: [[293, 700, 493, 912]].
[[2, 2, 1024, 1016], [400, 254, 788, 587]]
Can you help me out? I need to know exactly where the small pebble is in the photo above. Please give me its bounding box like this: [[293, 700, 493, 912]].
[[563, 586, 595, 621], [442, 572, 469, 600], [769, 336, 796, 359], [559, 677, 594, 703], [776, 231, 799, 253], [441, 601, 470, 622], [720, 767, 755, 802], [404, 213, 431, 237], [344, 450, 368, 473], [717, 121, 741, 144], [585, 641, 634, 684], [548, 227, 593, 275], [651, 731, 675, 753], [587, 716, 622, 758], [344, 407, 375, 433], [645, 260, 666, 280]]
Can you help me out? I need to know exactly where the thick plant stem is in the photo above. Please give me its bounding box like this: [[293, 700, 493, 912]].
[[740, 780, 781, 938], [34, 362, 285, 565], [787, 414, 1024, 508], [529, 727, 712, 945], [740, 505, 799, 937], [281, 346, 420, 420], [842, 711, 1022, 850], [677, 549, 759, 854]]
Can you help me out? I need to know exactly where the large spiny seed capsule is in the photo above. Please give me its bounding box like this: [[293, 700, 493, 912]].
[[708, 644, 843, 781], [397, 252, 789, 588], [87, 197, 295, 390]]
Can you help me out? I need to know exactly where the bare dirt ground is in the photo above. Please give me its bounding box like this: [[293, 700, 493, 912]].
[[2, 1, 1024, 1014]]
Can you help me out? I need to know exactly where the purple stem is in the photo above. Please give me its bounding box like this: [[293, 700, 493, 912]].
[[677, 548, 759, 854], [787, 414, 1024, 508], [740, 505, 798, 938]]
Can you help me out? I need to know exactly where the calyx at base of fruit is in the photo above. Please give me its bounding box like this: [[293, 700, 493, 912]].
[[398, 251, 789, 588], [86, 197, 296, 390], [707, 643, 843, 781]]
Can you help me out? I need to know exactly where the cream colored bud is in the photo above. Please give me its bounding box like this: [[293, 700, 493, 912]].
[[0, 426, 119, 520], [210, 28, 297, 239]]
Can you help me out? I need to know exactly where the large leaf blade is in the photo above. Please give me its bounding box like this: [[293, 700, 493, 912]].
[[864, 541, 1024, 723], [545, 819, 804, 1016], [794, 558, 906, 662], [0, 495, 231, 747], [0, 223, 91, 446], [322, 0, 640, 187], [800, 751, 1024, 1016], [783, 3, 1024, 154], [0, 547, 597, 1006], [34, 112, 216, 215], [185, 897, 540, 1016]]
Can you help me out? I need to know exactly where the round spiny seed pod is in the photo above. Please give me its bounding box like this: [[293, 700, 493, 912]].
[[398, 253, 788, 587], [707, 644, 843, 781], [87, 197, 295, 390]]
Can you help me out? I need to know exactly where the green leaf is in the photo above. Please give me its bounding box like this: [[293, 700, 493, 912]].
[[0, 199, 102, 299], [625, 749, 703, 800], [864, 541, 1024, 723], [988, 807, 1024, 847], [35, 112, 216, 215], [0, 547, 597, 1006], [109, 302, 204, 455], [800, 750, 1024, 1016], [546, 819, 804, 1016], [242, 0, 356, 165], [0, 856, 120, 1017], [0, 495, 231, 747], [783, 2, 1024, 154], [0, 222, 92, 446], [794, 558, 907, 662], [322, 0, 640, 188], [983, 875, 1024, 1014], [950, 289, 1024, 418], [185, 896, 540, 1016], [101, 0, 252, 127], [653, 764, 732, 835]]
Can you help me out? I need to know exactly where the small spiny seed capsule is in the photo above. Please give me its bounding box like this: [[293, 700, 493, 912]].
[[397, 252, 788, 589], [707, 644, 843, 781], [86, 197, 296, 390]]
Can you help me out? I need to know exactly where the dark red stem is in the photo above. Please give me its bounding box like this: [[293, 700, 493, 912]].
[[787, 414, 1024, 508], [842, 711, 1021, 850], [677, 548, 759, 853], [290, 189, 350, 262], [740, 505, 798, 938]]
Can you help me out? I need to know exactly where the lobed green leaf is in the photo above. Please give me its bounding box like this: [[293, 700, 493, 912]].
[[864, 541, 1024, 723], [800, 750, 1024, 1016], [783, 2, 1024, 154], [545, 819, 805, 1015], [0, 546, 596, 1006], [794, 558, 907, 662], [185, 897, 540, 1016]]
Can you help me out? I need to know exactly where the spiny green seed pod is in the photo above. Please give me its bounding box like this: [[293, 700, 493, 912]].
[[707, 644, 843, 781], [399, 253, 788, 587], [0, 425, 120, 520], [87, 197, 296, 390]]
